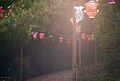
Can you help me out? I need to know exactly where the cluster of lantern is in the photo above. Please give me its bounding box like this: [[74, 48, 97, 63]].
[[81, 33, 94, 41], [0, 6, 4, 19], [74, 1, 99, 20], [74, 0, 116, 19], [73, 0, 117, 40], [59, 37, 72, 44], [31, 32, 72, 44], [31, 32, 46, 40], [73, 0, 98, 42]]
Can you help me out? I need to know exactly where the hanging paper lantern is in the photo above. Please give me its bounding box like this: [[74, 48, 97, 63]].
[[39, 32, 45, 40], [74, 5, 84, 22], [91, 34, 94, 41], [59, 37, 64, 43], [84, 0, 99, 18], [106, 0, 116, 4], [31, 32, 38, 40], [0, 6, 4, 18]]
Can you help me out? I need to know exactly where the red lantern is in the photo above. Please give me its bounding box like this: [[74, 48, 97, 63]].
[[39, 32, 45, 40], [106, 0, 116, 4], [31, 32, 38, 40], [84, 1, 99, 18], [59, 37, 64, 43], [0, 6, 4, 18]]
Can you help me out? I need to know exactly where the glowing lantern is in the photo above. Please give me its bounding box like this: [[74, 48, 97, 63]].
[[59, 37, 64, 43], [39, 32, 45, 40], [0, 6, 4, 18], [31, 32, 38, 40], [106, 0, 116, 4], [74, 5, 84, 22], [76, 26, 81, 36], [49, 35, 54, 38], [91, 34, 94, 41], [84, 0, 99, 18]]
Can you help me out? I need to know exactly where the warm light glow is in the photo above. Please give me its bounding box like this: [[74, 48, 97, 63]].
[[39, 32, 45, 40], [84, 1, 99, 18], [91, 34, 94, 41], [106, 0, 116, 4], [31, 32, 38, 40], [59, 37, 64, 43]]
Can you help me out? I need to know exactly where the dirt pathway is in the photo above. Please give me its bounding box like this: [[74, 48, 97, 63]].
[[26, 69, 73, 81]]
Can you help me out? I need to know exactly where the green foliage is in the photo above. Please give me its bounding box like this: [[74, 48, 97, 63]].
[[0, 0, 15, 9], [0, 0, 73, 80], [94, 1, 120, 80]]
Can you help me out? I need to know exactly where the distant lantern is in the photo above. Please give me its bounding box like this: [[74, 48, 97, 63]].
[[74, 5, 84, 22], [31, 32, 38, 40], [59, 37, 64, 43], [39, 32, 45, 40], [84, 0, 99, 18], [91, 34, 94, 41], [106, 0, 116, 4], [0, 6, 4, 18]]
